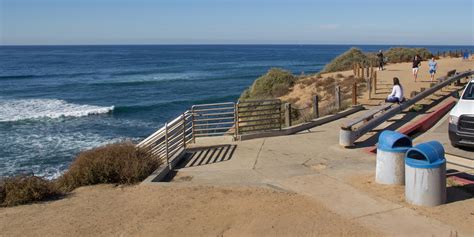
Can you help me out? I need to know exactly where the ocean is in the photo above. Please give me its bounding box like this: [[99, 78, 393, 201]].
[[0, 44, 471, 179]]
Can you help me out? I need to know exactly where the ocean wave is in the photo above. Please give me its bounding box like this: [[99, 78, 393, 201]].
[[0, 99, 114, 122], [0, 72, 96, 80], [90, 73, 253, 87], [0, 130, 128, 179], [113, 94, 239, 114]]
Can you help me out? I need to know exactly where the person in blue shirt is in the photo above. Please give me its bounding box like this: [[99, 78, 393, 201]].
[[463, 50, 469, 60], [428, 57, 437, 81]]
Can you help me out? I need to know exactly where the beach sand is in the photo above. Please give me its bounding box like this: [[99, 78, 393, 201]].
[[0, 184, 378, 236]]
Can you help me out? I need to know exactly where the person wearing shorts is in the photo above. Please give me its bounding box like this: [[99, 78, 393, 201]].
[[412, 54, 421, 82], [428, 57, 437, 81]]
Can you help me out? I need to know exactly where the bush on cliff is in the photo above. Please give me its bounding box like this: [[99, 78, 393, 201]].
[[58, 142, 159, 192], [384, 47, 432, 63], [322, 48, 369, 73], [0, 175, 62, 207], [240, 68, 296, 100]]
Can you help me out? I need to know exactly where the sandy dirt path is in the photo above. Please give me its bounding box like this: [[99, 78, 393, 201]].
[[0, 184, 379, 237]]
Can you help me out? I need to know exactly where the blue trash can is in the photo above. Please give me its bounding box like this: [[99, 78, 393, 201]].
[[376, 130, 413, 185], [405, 141, 446, 206]]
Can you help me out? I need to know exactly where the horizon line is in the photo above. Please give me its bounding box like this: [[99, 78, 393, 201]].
[[1, 43, 473, 47]]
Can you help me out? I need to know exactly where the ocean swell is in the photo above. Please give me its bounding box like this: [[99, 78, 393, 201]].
[[0, 99, 114, 122]]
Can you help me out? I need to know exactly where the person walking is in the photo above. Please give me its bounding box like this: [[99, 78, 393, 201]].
[[377, 50, 384, 71], [412, 54, 422, 82], [386, 77, 404, 104], [463, 50, 469, 60], [428, 57, 437, 81]]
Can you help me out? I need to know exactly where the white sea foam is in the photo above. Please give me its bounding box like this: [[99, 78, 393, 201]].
[[1, 131, 127, 179], [0, 99, 114, 122]]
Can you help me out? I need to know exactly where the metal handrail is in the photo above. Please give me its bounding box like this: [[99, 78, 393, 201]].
[[339, 70, 473, 147], [137, 110, 193, 166]]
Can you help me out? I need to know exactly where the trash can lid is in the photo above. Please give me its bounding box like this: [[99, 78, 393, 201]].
[[405, 141, 446, 168], [377, 130, 413, 152]]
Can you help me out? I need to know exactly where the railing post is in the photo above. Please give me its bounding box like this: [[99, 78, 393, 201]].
[[279, 101, 283, 130], [313, 95, 319, 118], [182, 113, 186, 148], [352, 83, 357, 105], [191, 107, 196, 143], [335, 85, 341, 111], [165, 122, 170, 168], [234, 102, 239, 140], [284, 103, 292, 127]]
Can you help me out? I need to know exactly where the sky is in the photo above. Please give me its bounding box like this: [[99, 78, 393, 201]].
[[0, 0, 473, 45]]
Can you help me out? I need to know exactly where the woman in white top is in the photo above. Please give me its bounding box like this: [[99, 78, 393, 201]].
[[386, 77, 404, 103]]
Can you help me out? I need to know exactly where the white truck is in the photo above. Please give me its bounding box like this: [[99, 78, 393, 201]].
[[448, 78, 474, 148]]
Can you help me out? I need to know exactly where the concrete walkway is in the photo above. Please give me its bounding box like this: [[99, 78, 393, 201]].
[[154, 107, 473, 236]]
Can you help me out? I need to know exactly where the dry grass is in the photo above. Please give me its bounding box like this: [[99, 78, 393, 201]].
[[0, 175, 62, 207], [58, 143, 159, 192], [240, 68, 296, 100], [322, 48, 369, 73], [384, 47, 433, 63], [1, 142, 160, 207]]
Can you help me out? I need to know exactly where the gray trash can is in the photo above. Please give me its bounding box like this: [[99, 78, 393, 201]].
[[405, 141, 446, 206], [376, 130, 412, 185]]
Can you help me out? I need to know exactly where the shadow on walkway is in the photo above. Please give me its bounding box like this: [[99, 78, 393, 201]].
[[178, 144, 237, 168]]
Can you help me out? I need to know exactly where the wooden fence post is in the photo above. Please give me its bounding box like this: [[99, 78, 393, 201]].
[[352, 83, 357, 105], [356, 63, 360, 78], [335, 86, 341, 111], [367, 77, 372, 99], [284, 103, 292, 127], [373, 71, 377, 92], [313, 95, 319, 118]]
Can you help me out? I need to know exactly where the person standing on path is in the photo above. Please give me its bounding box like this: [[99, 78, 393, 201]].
[[377, 50, 384, 71], [428, 57, 437, 81], [412, 54, 422, 82]]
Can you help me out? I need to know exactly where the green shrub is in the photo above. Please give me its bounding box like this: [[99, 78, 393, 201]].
[[384, 48, 433, 63], [240, 68, 296, 100], [322, 48, 369, 73], [58, 142, 159, 192], [0, 175, 62, 207]]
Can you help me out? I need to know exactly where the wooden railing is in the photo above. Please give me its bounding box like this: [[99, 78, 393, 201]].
[[237, 99, 282, 135]]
